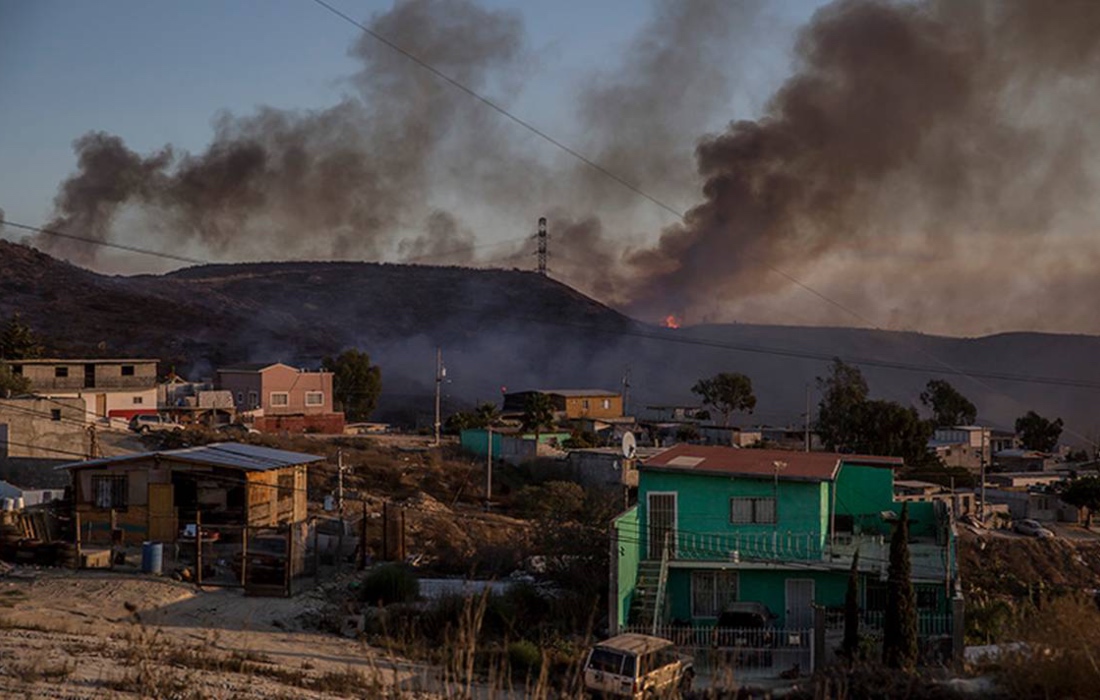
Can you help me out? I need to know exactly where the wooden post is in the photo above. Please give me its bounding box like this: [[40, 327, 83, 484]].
[[313, 519, 320, 583], [382, 501, 389, 562], [357, 501, 367, 571], [74, 511, 82, 570], [109, 508, 117, 569], [399, 508, 406, 562], [284, 525, 293, 597], [241, 525, 248, 587], [195, 510, 203, 586]]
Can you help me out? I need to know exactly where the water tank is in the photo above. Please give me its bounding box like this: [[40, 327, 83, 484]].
[[141, 541, 163, 575]]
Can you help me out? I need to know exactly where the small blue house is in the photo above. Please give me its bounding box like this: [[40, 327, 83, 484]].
[[612, 444, 959, 637]]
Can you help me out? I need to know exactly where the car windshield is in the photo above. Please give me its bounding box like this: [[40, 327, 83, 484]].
[[587, 648, 624, 674]]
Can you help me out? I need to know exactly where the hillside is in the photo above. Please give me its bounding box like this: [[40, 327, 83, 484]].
[[3, 240, 1100, 435]]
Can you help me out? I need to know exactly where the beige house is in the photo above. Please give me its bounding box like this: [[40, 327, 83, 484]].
[[0, 397, 87, 465], [503, 389, 624, 420], [216, 363, 343, 433], [5, 358, 158, 422], [60, 442, 320, 544]]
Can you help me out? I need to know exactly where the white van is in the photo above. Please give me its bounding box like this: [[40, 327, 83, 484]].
[[583, 633, 693, 698]]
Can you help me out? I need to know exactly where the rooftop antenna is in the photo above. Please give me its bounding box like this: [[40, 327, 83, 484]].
[[536, 217, 548, 275]]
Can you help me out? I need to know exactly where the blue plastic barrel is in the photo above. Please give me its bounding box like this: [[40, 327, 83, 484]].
[[141, 541, 163, 575]]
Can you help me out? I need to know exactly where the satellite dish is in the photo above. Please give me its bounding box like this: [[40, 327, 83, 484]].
[[622, 432, 637, 459]]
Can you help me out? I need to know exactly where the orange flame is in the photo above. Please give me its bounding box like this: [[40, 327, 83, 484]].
[[663, 315, 681, 329]]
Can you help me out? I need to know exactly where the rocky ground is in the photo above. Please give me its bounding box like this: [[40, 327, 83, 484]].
[[0, 567, 434, 699]]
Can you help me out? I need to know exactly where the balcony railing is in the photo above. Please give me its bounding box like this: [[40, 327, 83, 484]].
[[661, 530, 949, 579]]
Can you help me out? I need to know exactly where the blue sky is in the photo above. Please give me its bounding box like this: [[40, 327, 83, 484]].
[[0, 0, 823, 236]]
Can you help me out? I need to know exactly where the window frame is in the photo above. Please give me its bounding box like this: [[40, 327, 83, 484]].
[[304, 391, 324, 407], [729, 496, 777, 524], [50, 409, 62, 421], [91, 474, 128, 509], [270, 392, 290, 407], [121, 365, 135, 376], [132, 396, 143, 405], [54, 366, 69, 378], [691, 570, 739, 618]]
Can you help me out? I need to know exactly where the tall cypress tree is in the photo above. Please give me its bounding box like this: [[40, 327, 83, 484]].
[[842, 550, 861, 660], [883, 502, 918, 671]]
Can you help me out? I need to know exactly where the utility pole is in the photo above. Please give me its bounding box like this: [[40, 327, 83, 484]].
[[804, 384, 811, 453], [486, 425, 493, 509], [433, 348, 444, 446], [979, 429, 988, 524], [336, 449, 345, 516], [622, 366, 631, 417], [536, 217, 548, 275]]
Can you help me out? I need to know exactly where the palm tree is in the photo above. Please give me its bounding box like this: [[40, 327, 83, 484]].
[[520, 393, 556, 444]]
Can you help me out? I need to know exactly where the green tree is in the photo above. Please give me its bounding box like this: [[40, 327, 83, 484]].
[[1060, 476, 1100, 528], [444, 402, 501, 434], [0, 314, 43, 360], [1015, 411, 1064, 452], [520, 392, 555, 443], [883, 503, 918, 672], [817, 359, 870, 452], [691, 372, 756, 426], [0, 363, 30, 398], [321, 349, 382, 422], [859, 400, 937, 467], [842, 550, 861, 660], [920, 379, 977, 428]]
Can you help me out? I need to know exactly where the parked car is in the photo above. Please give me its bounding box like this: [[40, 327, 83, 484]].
[[1014, 519, 1055, 539], [713, 602, 777, 668], [129, 414, 184, 434], [216, 423, 260, 437], [230, 534, 287, 584], [583, 633, 693, 699]]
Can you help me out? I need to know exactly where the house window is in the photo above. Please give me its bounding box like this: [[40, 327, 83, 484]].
[[691, 570, 738, 618], [50, 409, 62, 421], [915, 585, 939, 611], [730, 497, 777, 524], [582, 399, 590, 410], [305, 391, 324, 406], [236, 392, 244, 405], [121, 365, 135, 376], [248, 391, 258, 409], [55, 366, 69, 378], [602, 398, 611, 410], [132, 396, 143, 405], [11, 365, 21, 376], [270, 392, 289, 407], [91, 475, 127, 509]]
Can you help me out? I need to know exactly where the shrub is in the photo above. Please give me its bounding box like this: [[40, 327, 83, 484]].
[[507, 640, 542, 674], [360, 563, 419, 606]]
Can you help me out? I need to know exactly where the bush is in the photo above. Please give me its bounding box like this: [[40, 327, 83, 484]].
[[360, 563, 419, 606], [507, 640, 542, 674]]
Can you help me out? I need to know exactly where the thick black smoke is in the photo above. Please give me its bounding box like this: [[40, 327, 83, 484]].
[[624, 0, 1100, 332]]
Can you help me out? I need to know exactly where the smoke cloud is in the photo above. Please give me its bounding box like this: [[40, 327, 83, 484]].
[[24, 0, 1100, 335], [623, 0, 1100, 333]]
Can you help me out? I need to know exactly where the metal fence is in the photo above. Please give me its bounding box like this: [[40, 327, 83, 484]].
[[624, 624, 813, 680]]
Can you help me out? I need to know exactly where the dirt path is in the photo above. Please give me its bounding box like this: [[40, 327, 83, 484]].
[[0, 568, 431, 698]]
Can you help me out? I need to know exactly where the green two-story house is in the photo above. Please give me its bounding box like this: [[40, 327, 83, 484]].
[[612, 444, 959, 633]]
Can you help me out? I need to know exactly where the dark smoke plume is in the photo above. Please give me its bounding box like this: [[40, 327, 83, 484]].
[[624, 0, 1100, 330], [32, 0, 526, 266]]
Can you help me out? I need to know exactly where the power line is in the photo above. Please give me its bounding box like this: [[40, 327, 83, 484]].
[[2, 220, 206, 265], [301, 0, 1096, 441]]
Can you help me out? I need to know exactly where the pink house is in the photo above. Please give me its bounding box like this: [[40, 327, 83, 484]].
[[216, 363, 344, 433]]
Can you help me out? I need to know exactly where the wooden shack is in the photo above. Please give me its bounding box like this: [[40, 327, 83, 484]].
[[59, 443, 321, 544]]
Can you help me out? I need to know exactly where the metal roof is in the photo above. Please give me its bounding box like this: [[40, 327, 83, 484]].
[[509, 389, 619, 397], [217, 362, 284, 372], [641, 444, 902, 481], [57, 442, 324, 472]]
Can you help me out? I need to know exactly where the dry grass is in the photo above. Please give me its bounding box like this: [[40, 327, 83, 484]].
[[991, 593, 1100, 700]]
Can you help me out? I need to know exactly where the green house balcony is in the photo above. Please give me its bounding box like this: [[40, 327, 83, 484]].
[[659, 530, 951, 582]]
